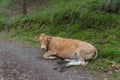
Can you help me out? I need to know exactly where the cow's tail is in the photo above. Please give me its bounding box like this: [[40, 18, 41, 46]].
[[93, 50, 98, 59]]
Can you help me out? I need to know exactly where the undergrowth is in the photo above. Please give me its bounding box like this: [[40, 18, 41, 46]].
[[0, 0, 11, 31], [97, 0, 120, 13]]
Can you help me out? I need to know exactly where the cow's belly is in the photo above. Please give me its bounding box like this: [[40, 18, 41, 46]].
[[57, 50, 75, 59]]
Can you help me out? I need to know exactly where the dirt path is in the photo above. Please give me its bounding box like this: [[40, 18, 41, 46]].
[[0, 39, 100, 80]]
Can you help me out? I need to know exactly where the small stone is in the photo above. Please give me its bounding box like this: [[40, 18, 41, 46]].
[[104, 78, 107, 80], [107, 71, 112, 74], [115, 70, 119, 72]]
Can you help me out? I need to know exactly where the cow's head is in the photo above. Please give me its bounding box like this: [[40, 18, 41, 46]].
[[39, 34, 51, 50]]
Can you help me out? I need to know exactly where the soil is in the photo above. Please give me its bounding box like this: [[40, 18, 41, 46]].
[[0, 39, 100, 80]]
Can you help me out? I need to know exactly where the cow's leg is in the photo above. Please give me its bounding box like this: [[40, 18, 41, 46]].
[[66, 52, 87, 67], [43, 50, 57, 60], [63, 59, 76, 62], [66, 60, 86, 67]]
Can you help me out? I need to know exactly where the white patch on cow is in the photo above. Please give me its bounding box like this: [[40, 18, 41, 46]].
[[46, 56, 57, 59], [66, 61, 85, 67], [64, 59, 76, 62], [41, 45, 46, 50]]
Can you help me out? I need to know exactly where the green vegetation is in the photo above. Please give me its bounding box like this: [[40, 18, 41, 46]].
[[98, 0, 120, 13], [0, 0, 11, 31], [0, 0, 120, 69], [0, 12, 8, 31]]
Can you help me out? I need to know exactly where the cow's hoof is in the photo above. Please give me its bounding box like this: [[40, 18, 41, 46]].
[[82, 62, 88, 67]]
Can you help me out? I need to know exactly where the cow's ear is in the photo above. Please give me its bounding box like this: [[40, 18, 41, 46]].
[[47, 36, 52, 41]]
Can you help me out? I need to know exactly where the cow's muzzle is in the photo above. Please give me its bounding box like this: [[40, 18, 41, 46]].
[[41, 45, 47, 50]]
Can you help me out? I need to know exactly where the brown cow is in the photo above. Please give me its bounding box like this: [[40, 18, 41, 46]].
[[38, 34, 98, 67]]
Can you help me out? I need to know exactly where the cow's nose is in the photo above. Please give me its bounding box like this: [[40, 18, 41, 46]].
[[41, 45, 46, 50]]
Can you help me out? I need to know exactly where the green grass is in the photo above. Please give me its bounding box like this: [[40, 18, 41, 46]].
[[1, 0, 120, 69]]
